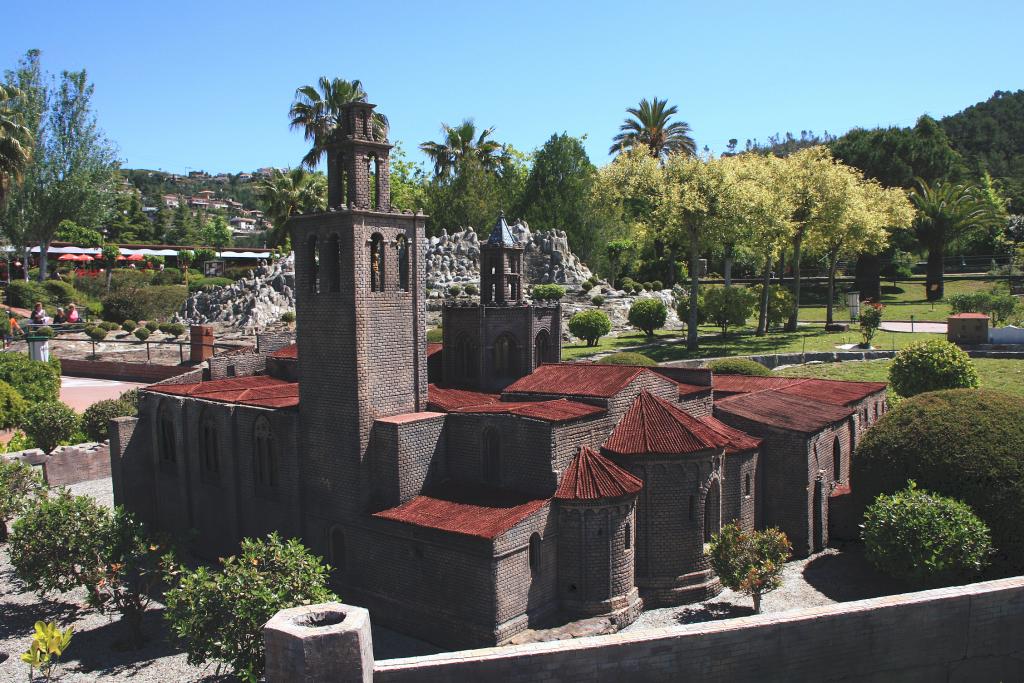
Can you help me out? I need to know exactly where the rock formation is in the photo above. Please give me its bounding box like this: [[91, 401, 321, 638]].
[[178, 254, 295, 332]]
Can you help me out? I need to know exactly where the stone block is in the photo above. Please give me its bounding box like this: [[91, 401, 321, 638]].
[[264, 602, 373, 683]]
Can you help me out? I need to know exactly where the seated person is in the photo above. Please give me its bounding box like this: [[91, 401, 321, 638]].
[[30, 302, 46, 325], [66, 303, 81, 324], [53, 307, 67, 325]]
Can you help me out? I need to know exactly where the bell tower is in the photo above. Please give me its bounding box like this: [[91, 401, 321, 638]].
[[479, 212, 524, 304], [290, 101, 428, 537]]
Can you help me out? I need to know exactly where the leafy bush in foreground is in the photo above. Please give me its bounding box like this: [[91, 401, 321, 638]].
[[0, 459, 45, 542], [568, 310, 612, 346], [0, 353, 61, 404], [708, 523, 791, 613], [21, 401, 80, 454], [82, 398, 136, 443], [888, 339, 978, 397]]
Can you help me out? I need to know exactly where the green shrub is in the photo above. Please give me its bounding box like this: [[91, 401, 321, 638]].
[[157, 322, 172, 333], [597, 352, 656, 366], [652, 280, 664, 291], [708, 523, 792, 613], [188, 276, 233, 293], [82, 398, 136, 442], [100, 321, 121, 331], [633, 283, 645, 295], [888, 339, 978, 397], [280, 311, 296, 324], [990, 292, 1020, 326], [119, 388, 140, 412], [223, 265, 253, 281], [151, 267, 182, 286], [134, 328, 151, 341], [102, 285, 187, 323], [6, 280, 47, 308], [642, 281, 653, 291], [10, 490, 167, 648], [0, 459, 45, 542], [580, 279, 595, 292], [0, 353, 61, 403], [703, 286, 757, 336], [947, 292, 992, 315], [748, 284, 794, 329], [620, 277, 636, 292], [109, 269, 153, 291], [852, 389, 1024, 570], [627, 298, 667, 337], [42, 280, 80, 306], [464, 283, 479, 296], [165, 322, 186, 338], [568, 310, 612, 346], [86, 326, 108, 342], [163, 533, 336, 680], [859, 302, 884, 346], [862, 482, 992, 587], [591, 294, 605, 306], [33, 326, 54, 339], [532, 284, 566, 301], [447, 284, 462, 297], [426, 327, 443, 343], [122, 320, 137, 333], [708, 358, 771, 376], [21, 401, 80, 454], [0, 379, 28, 430], [144, 320, 159, 332], [675, 288, 707, 328]]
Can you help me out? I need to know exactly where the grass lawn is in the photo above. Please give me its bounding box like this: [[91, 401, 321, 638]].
[[798, 277, 999, 323], [775, 358, 1024, 398], [563, 325, 941, 363]]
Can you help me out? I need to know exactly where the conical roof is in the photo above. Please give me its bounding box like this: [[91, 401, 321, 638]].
[[603, 391, 733, 456], [555, 445, 643, 501], [486, 211, 519, 246]]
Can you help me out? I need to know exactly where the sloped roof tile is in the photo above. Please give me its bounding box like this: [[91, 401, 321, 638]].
[[147, 375, 299, 409], [715, 390, 854, 434], [603, 391, 732, 456], [450, 398, 605, 423], [555, 446, 643, 501], [503, 363, 654, 398]]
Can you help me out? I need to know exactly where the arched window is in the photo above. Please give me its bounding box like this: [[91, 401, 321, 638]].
[[200, 412, 220, 481], [396, 234, 409, 292], [534, 329, 550, 368], [744, 473, 752, 497], [373, 156, 384, 209], [482, 428, 500, 486], [624, 522, 632, 550], [325, 233, 340, 293], [529, 532, 541, 575], [308, 235, 320, 294], [337, 153, 348, 206], [454, 333, 477, 381], [370, 233, 384, 292], [158, 404, 176, 466], [253, 417, 277, 489], [330, 527, 346, 572], [493, 333, 519, 378], [367, 155, 377, 208], [833, 437, 842, 483]]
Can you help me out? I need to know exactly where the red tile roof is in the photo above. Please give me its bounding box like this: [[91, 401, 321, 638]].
[[270, 343, 297, 359], [603, 391, 732, 456], [147, 375, 299, 409], [677, 382, 711, 398], [451, 398, 604, 423], [777, 378, 887, 407], [697, 414, 762, 455], [711, 374, 804, 397], [373, 482, 547, 540], [555, 446, 643, 501], [427, 384, 500, 412], [715, 390, 854, 434], [427, 342, 443, 357], [503, 363, 655, 398]]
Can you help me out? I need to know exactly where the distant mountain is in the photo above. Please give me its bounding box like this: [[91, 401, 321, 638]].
[[940, 90, 1024, 212]]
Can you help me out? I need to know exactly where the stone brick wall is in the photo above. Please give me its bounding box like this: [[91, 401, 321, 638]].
[[364, 576, 1024, 682], [368, 413, 446, 510], [677, 389, 712, 418], [722, 448, 757, 531], [109, 416, 154, 525], [59, 358, 189, 383], [41, 443, 110, 486]]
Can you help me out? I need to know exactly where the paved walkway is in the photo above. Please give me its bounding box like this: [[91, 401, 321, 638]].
[[59, 376, 147, 411], [879, 321, 946, 334]]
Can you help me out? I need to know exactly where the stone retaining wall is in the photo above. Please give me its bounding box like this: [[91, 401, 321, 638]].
[[60, 358, 191, 383], [3, 442, 110, 486]]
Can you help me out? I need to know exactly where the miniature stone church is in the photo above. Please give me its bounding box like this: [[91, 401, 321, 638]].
[[109, 102, 888, 649]]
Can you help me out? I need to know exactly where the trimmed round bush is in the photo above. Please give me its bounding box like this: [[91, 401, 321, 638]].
[[0, 379, 28, 429], [627, 298, 667, 337], [591, 294, 605, 306], [642, 282, 653, 291], [145, 320, 159, 332], [863, 482, 992, 587], [888, 339, 978, 397], [34, 326, 55, 339], [447, 284, 462, 297], [597, 352, 656, 366], [568, 310, 612, 347], [280, 311, 296, 324], [100, 321, 121, 331], [82, 398, 136, 442], [852, 389, 1024, 570], [532, 284, 566, 301], [21, 400, 80, 454], [652, 280, 664, 291], [122, 320, 138, 333], [165, 322, 186, 338], [464, 283, 479, 296], [134, 328, 151, 341], [86, 326, 108, 342], [708, 358, 771, 376], [158, 322, 172, 333]]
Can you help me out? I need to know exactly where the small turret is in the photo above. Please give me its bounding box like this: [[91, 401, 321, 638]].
[[479, 212, 524, 304]]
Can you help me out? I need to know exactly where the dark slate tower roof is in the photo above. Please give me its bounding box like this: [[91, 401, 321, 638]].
[[486, 211, 520, 247], [555, 445, 643, 501]]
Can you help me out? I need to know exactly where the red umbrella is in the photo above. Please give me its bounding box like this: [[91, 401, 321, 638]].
[[58, 254, 80, 261], [126, 253, 144, 261]]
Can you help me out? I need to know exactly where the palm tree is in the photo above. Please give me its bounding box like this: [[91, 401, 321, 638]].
[[288, 77, 388, 170], [610, 97, 696, 160], [257, 168, 326, 246], [0, 83, 32, 207], [420, 120, 502, 180], [910, 180, 1002, 300]]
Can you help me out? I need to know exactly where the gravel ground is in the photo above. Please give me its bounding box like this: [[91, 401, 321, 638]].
[[624, 545, 905, 632]]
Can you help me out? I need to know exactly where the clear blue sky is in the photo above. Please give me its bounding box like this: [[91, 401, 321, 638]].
[[4, 0, 1022, 174]]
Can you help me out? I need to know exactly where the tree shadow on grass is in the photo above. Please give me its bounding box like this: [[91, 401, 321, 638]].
[[802, 544, 905, 602], [673, 601, 755, 626]]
